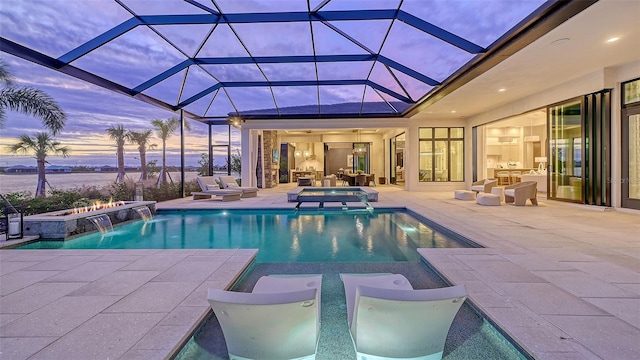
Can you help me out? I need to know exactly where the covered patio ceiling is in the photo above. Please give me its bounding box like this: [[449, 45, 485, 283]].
[[0, 0, 595, 125]]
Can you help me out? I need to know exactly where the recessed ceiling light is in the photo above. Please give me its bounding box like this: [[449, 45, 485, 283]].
[[451, 110, 456, 114], [498, 88, 506, 92], [606, 37, 620, 43]]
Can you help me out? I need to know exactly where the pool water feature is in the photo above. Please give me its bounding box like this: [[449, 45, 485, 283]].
[[176, 262, 529, 360], [86, 214, 113, 234], [133, 206, 153, 222], [17, 209, 478, 262]]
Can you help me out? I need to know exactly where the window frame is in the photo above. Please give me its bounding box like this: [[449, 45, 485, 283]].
[[418, 127, 465, 182]]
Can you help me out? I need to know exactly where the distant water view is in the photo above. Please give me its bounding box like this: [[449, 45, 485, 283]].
[[0, 171, 206, 194]]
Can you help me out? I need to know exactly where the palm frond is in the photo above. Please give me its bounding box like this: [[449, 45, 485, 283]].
[[0, 87, 66, 134], [7, 132, 70, 159], [0, 60, 14, 86]]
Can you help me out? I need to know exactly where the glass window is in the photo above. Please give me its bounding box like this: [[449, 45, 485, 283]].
[[419, 128, 432, 139], [623, 78, 640, 106], [450, 140, 464, 181], [450, 128, 464, 139], [628, 114, 640, 200], [419, 140, 433, 182], [419, 127, 464, 182], [434, 128, 448, 138]]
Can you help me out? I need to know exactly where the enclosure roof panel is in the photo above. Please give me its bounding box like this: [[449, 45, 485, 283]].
[[1, 0, 580, 122]]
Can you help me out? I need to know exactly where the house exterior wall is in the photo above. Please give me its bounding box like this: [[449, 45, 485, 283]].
[[466, 60, 640, 209], [405, 118, 468, 192]]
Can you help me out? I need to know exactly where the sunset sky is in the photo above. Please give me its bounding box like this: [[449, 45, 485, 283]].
[[0, 0, 545, 168]]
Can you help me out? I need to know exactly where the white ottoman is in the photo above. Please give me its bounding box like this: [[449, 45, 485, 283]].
[[454, 190, 475, 201], [491, 187, 505, 202], [477, 194, 501, 206]]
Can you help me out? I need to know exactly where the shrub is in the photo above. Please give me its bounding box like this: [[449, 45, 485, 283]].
[[108, 180, 135, 201], [3, 179, 200, 216], [3, 187, 108, 216]]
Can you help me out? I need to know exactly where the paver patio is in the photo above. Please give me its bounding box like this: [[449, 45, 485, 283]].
[[1, 184, 638, 359]]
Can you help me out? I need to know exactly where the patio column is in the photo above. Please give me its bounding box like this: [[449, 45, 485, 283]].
[[208, 123, 213, 176], [241, 128, 253, 187], [180, 109, 185, 198]]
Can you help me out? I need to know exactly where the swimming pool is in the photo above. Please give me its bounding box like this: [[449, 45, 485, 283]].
[[16, 209, 478, 262]]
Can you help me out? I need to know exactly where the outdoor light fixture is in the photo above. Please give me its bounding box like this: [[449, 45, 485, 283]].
[[352, 129, 367, 154]]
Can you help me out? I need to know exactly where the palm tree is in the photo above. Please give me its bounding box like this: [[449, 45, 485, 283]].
[[106, 124, 127, 183], [126, 130, 156, 181], [0, 59, 66, 134], [8, 132, 70, 197], [150, 117, 190, 186]]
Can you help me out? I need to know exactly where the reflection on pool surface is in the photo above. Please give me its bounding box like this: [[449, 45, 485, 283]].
[[17, 209, 478, 262]]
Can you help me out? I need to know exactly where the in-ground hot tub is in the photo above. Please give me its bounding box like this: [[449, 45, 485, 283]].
[[22, 201, 156, 240], [287, 187, 378, 203]]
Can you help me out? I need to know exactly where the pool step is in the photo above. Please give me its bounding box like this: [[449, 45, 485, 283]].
[[295, 201, 373, 212]]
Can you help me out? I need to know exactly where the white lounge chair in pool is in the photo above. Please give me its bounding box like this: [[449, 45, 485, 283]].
[[194, 176, 243, 201], [340, 273, 467, 360], [207, 274, 322, 360], [218, 175, 259, 198]]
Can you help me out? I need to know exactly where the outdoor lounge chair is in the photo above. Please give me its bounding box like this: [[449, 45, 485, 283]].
[[218, 175, 259, 198], [471, 178, 497, 194], [340, 273, 467, 360], [207, 274, 322, 360], [194, 176, 243, 201], [504, 180, 538, 206]]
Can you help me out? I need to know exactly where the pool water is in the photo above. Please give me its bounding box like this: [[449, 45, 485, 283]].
[[17, 209, 477, 262]]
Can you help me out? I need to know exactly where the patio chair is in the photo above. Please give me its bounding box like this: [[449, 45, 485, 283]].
[[340, 274, 467, 360], [218, 175, 259, 198], [298, 176, 314, 186], [194, 176, 243, 201], [471, 178, 497, 194], [207, 274, 322, 360], [504, 180, 538, 206]]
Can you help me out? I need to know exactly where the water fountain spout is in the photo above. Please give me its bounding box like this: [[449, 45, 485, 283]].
[[87, 214, 113, 234], [134, 206, 153, 223]]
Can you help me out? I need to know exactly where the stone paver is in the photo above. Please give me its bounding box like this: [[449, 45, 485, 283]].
[[1, 185, 638, 359], [0, 249, 255, 360]]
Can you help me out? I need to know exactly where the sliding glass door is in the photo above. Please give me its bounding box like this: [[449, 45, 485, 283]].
[[549, 100, 583, 202], [622, 104, 640, 209], [548, 90, 611, 206]]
